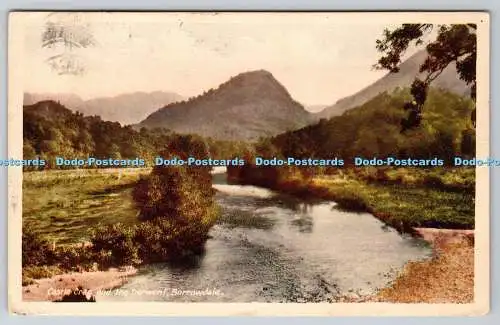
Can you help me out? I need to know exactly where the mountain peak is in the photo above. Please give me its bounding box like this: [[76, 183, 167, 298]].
[[23, 100, 73, 120], [137, 70, 312, 140], [224, 69, 277, 87], [237, 69, 273, 77]]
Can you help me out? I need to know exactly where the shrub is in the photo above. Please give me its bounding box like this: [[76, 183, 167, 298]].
[[422, 174, 446, 188], [132, 220, 165, 262], [133, 219, 211, 262], [89, 223, 141, 267], [22, 224, 55, 267], [22, 265, 63, 285], [53, 245, 94, 271], [131, 134, 218, 261]]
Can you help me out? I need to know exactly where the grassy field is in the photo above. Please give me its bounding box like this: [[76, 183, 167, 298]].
[[23, 168, 150, 245], [328, 167, 475, 230], [311, 175, 474, 230], [24, 166, 475, 247]]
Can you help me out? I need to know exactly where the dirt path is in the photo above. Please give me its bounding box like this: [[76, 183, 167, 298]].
[[22, 229, 474, 303], [373, 228, 474, 303], [22, 267, 137, 302]]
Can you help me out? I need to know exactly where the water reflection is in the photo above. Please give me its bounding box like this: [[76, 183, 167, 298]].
[[165, 247, 207, 270], [290, 215, 314, 233], [100, 173, 432, 302], [211, 171, 229, 185], [217, 206, 276, 230]]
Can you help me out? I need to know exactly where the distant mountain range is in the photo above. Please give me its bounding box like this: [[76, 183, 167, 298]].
[[23, 91, 184, 125], [317, 50, 471, 119], [24, 49, 471, 141], [136, 70, 313, 141]]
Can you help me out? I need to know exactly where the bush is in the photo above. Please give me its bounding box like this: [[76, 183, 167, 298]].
[[22, 224, 55, 267], [53, 245, 94, 271], [22, 265, 63, 285], [422, 174, 446, 188], [89, 223, 141, 267], [23, 134, 221, 273], [131, 134, 218, 261], [133, 219, 211, 262], [134, 166, 215, 224], [132, 221, 165, 262]]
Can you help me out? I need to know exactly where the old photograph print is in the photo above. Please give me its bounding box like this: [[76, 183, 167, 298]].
[[8, 12, 489, 315]]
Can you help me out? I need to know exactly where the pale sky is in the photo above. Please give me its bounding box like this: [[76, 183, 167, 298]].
[[21, 13, 418, 106]]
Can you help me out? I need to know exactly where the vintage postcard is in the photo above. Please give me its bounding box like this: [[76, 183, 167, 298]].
[[8, 12, 489, 315]]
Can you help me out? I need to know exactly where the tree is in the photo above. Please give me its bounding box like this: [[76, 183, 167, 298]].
[[133, 134, 216, 224], [132, 134, 218, 258], [374, 24, 476, 131]]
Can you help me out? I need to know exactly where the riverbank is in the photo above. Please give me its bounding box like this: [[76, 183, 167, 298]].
[[227, 168, 474, 232], [373, 228, 474, 303], [22, 229, 473, 303], [22, 168, 475, 303], [226, 168, 475, 303], [307, 174, 475, 303], [22, 266, 137, 301], [21, 224, 474, 303]]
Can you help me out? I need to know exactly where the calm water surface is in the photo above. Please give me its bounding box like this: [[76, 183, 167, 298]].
[[98, 169, 431, 302]]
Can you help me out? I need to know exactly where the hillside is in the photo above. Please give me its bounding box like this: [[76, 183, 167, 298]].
[[137, 70, 312, 141], [24, 93, 85, 110], [271, 87, 475, 161], [23, 101, 253, 167], [23, 91, 183, 125], [318, 50, 470, 119], [23, 100, 168, 162]]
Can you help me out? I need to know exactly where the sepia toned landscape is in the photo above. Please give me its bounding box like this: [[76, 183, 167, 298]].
[[8, 12, 488, 312]]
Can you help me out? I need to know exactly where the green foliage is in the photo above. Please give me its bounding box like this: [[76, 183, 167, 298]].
[[460, 128, 476, 158], [52, 245, 94, 271], [23, 101, 253, 170], [23, 101, 174, 168], [375, 24, 476, 130], [349, 167, 475, 192], [132, 134, 219, 260], [23, 168, 148, 245], [271, 87, 474, 161], [22, 224, 56, 267], [133, 219, 212, 262], [330, 189, 369, 212], [22, 134, 223, 273], [89, 223, 141, 267], [22, 265, 63, 285], [228, 88, 475, 231], [134, 135, 216, 223], [22, 224, 94, 284], [375, 24, 434, 73], [206, 138, 252, 160]]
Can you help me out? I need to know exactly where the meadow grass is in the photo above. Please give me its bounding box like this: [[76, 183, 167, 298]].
[[24, 166, 475, 246], [311, 175, 474, 230], [23, 168, 151, 245], [22, 167, 214, 284], [231, 166, 476, 231]]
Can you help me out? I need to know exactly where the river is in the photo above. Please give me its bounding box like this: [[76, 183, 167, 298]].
[[98, 167, 431, 302]]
